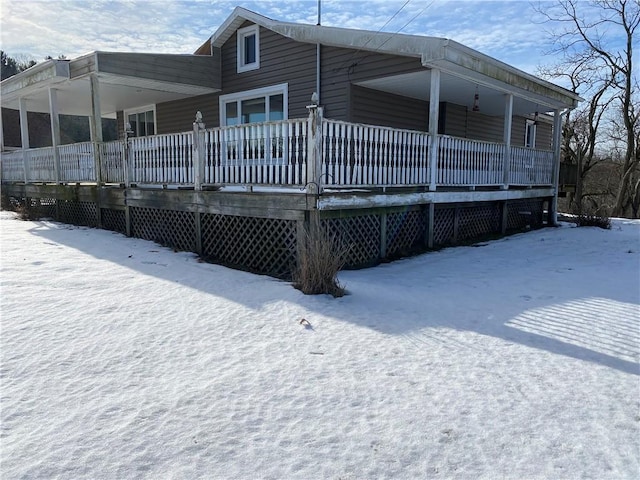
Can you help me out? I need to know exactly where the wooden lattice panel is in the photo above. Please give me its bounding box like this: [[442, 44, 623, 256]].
[[56, 201, 98, 227], [201, 214, 297, 278], [101, 208, 127, 234], [507, 199, 545, 231], [130, 207, 196, 252], [386, 210, 426, 257], [433, 207, 455, 246], [457, 204, 501, 240], [322, 215, 381, 267]]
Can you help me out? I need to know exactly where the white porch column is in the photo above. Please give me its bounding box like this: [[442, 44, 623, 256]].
[[48, 87, 62, 183], [550, 109, 563, 225], [0, 107, 4, 153], [19, 97, 30, 183], [89, 73, 103, 184], [502, 94, 513, 188], [428, 68, 440, 190]]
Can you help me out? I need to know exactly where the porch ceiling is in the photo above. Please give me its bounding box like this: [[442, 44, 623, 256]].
[[356, 70, 562, 116], [1, 53, 220, 118]]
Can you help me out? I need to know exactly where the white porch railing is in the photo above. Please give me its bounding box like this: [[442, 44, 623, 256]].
[[437, 136, 504, 186], [1, 150, 26, 182], [129, 132, 193, 185], [59, 142, 95, 182], [204, 119, 308, 185], [1, 117, 556, 190], [322, 120, 430, 186], [509, 146, 554, 185], [101, 141, 125, 184]]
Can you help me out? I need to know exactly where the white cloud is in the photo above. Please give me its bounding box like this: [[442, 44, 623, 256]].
[[0, 0, 615, 76]]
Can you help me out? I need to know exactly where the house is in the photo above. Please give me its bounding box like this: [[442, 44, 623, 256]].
[[0, 7, 581, 277]]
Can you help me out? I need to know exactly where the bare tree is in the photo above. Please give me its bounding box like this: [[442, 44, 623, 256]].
[[537, 0, 639, 217]]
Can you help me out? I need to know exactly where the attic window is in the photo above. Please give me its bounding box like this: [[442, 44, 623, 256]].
[[237, 24, 259, 73]]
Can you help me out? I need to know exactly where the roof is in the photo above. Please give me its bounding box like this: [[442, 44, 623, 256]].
[[198, 7, 581, 111]]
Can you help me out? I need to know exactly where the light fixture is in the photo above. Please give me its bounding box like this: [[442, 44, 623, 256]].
[[533, 110, 539, 125], [472, 86, 480, 112]]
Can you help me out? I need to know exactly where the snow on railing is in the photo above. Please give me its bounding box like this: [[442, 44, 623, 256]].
[[509, 146, 554, 185], [322, 120, 430, 186], [129, 132, 193, 185], [59, 142, 95, 182], [203, 119, 308, 185], [437, 136, 504, 186]]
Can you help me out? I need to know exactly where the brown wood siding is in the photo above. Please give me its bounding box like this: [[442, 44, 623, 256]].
[[321, 46, 424, 121], [350, 85, 428, 131], [96, 52, 220, 89], [442, 103, 467, 137], [220, 24, 317, 120], [156, 93, 219, 134]]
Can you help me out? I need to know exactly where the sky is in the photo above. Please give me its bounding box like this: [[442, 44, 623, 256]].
[[0, 0, 621, 80]]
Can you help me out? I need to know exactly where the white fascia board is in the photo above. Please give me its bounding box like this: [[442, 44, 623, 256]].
[[1, 60, 69, 103]]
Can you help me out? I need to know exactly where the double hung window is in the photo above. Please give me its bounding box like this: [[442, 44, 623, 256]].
[[237, 24, 260, 73]]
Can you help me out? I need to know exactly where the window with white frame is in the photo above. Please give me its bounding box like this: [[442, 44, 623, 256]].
[[220, 84, 287, 126], [219, 84, 288, 165], [125, 106, 156, 137], [525, 119, 536, 149], [237, 24, 260, 73]]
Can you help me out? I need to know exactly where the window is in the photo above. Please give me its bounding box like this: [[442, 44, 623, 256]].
[[237, 24, 260, 73], [220, 84, 287, 126], [125, 106, 156, 137], [219, 84, 288, 165], [525, 119, 536, 149]]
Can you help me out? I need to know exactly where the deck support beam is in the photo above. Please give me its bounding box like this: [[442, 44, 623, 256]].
[[426, 203, 435, 248], [48, 88, 62, 183], [19, 97, 30, 183], [428, 68, 440, 191], [550, 109, 563, 226], [502, 94, 513, 189]]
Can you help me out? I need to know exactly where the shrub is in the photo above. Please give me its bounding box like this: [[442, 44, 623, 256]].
[[574, 213, 611, 230], [293, 222, 348, 297]]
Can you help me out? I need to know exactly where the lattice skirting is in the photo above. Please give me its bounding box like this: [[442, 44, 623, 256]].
[[322, 214, 381, 268], [130, 207, 196, 252], [3, 192, 549, 277], [101, 208, 127, 235], [201, 214, 297, 278], [507, 198, 545, 231], [56, 200, 98, 227], [386, 209, 426, 258]]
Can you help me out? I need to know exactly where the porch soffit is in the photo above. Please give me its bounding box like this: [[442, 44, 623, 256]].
[[1, 52, 220, 117]]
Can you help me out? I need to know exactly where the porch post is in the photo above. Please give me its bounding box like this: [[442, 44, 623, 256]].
[[89, 73, 103, 184], [48, 88, 62, 183], [0, 107, 4, 153], [502, 94, 513, 189], [305, 97, 323, 195], [428, 68, 440, 190], [193, 111, 206, 191], [550, 109, 563, 226], [19, 97, 30, 183]]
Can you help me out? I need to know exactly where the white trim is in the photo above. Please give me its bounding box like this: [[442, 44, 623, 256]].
[[237, 24, 260, 73], [124, 104, 157, 137], [219, 83, 288, 126], [525, 119, 536, 149]]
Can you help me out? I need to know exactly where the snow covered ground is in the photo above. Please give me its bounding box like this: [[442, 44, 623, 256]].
[[1, 210, 639, 479]]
